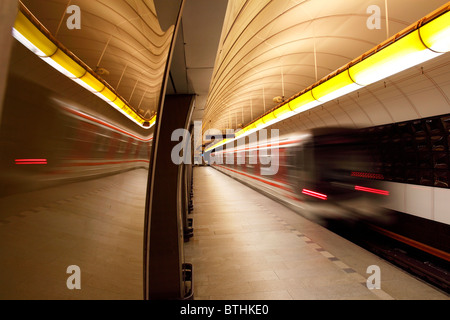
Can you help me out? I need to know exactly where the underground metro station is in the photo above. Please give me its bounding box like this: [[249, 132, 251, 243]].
[[0, 0, 449, 303]]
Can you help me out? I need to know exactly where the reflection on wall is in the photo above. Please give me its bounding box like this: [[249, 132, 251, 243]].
[[0, 0, 181, 299], [20, 0, 176, 122]]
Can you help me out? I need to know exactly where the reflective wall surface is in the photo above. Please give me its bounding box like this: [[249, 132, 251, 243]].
[[0, 44, 152, 299], [0, 0, 183, 299]]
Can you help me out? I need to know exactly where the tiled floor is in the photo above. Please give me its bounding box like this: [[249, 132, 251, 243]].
[[184, 166, 450, 300]]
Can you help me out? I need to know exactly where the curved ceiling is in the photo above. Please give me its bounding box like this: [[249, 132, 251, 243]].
[[11, 0, 449, 135], [21, 0, 176, 121], [202, 0, 449, 133]]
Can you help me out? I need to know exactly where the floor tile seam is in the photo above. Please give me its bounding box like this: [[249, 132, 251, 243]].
[[259, 203, 396, 300]]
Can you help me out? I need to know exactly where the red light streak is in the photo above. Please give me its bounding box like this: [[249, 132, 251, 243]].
[[351, 171, 384, 180], [302, 189, 327, 200], [355, 185, 389, 196], [15, 159, 48, 165]]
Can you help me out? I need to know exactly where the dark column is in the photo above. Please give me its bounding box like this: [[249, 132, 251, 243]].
[[182, 124, 195, 242], [144, 94, 195, 299], [0, 1, 18, 123]]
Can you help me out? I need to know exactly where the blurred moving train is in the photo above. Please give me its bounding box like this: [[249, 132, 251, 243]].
[[205, 114, 450, 257], [0, 75, 152, 198], [205, 127, 390, 220]]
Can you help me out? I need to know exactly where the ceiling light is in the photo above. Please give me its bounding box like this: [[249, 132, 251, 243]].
[[419, 10, 450, 53], [289, 91, 321, 113], [312, 70, 362, 103], [348, 30, 442, 86]]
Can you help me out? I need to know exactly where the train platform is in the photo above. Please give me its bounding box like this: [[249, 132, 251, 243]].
[[184, 166, 450, 300]]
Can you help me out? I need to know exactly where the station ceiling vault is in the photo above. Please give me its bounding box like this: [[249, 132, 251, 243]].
[[16, 0, 450, 135], [199, 0, 449, 134]]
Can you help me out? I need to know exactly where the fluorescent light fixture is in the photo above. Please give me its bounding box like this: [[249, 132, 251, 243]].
[[349, 30, 442, 86], [419, 11, 450, 53], [312, 70, 362, 103], [13, 11, 56, 57], [11, 28, 47, 57], [273, 104, 295, 120], [288, 91, 321, 113], [78, 72, 105, 92], [40, 55, 78, 78], [95, 86, 117, 103], [235, 123, 258, 139], [262, 112, 276, 125], [12, 5, 154, 129]]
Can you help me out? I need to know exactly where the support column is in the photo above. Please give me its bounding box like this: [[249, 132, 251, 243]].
[[0, 0, 18, 123], [182, 124, 195, 242], [145, 94, 195, 300]]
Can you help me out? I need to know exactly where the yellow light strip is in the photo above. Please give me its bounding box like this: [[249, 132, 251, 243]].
[[312, 70, 362, 102], [205, 3, 449, 153], [12, 2, 155, 129], [420, 10, 450, 53], [348, 29, 440, 86]]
